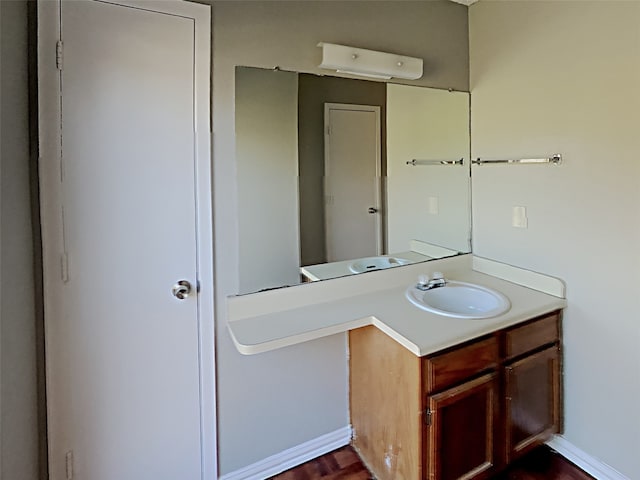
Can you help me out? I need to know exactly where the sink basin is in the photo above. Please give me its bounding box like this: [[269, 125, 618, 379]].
[[405, 281, 510, 319], [349, 256, 410, 274]]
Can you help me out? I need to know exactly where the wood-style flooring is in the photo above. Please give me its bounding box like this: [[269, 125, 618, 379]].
[[270, 445, 595, 480], [270, 446, 372, 480], [495, 446, 595, 480]]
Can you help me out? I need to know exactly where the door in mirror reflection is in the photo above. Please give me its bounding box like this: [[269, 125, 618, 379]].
[[324, 103, 382, 262]]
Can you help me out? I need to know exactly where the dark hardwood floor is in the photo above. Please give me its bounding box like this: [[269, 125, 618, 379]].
[[271, 446, 372, 480], [495, 446, 595, 480], [270, 445, 595, 480]]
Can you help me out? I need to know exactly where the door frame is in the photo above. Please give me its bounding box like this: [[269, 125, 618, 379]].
[[323, 103, 382, 261], [37, 1, 216, 478]]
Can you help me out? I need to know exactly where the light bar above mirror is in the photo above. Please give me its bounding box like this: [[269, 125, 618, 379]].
[[318, 42, 423, 80]]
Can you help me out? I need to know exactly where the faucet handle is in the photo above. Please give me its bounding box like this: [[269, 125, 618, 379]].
[[432, 271, 444, 280], [417, 274, 430, 288]]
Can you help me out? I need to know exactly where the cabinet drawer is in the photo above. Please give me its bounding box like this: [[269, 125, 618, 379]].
[[424, 337, 499, 394], [505, 312, 559, 361]]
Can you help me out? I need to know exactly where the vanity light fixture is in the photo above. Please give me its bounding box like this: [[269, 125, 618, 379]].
[[317, 42, 423, 80]]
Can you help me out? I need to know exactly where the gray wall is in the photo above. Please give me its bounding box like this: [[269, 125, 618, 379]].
[[298, 74, 387, 267], [0, 1, 40, 479], [470, 1, 640, 478], [210, 0, 469, 474]]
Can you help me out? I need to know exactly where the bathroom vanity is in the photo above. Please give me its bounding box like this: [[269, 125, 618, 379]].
[[227, 254, 566, 480], [350, 310, 561, 480]]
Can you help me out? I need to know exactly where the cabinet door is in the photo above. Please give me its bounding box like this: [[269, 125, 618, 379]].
[[426, 372, 499, 480], [505, 345, 561, 463]]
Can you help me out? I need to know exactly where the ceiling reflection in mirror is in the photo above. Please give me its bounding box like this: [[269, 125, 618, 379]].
[[236, 66, 470, 295]]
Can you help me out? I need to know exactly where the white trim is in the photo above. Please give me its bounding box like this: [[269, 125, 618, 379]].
[[219, 427, 352, 480], [190, 3, 217, 479], [547, 436, 630, 480], [472, 256, 566, 298], [38, 3, 67, 477]]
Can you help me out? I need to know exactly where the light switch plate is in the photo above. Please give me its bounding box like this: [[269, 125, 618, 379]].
[[428, 196, 439, 215], [512, 206, 528, 228]]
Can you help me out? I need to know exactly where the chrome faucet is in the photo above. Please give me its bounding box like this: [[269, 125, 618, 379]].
[[416, 272, 448, 291]]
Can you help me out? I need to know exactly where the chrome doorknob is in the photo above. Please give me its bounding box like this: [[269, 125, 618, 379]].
[[368, 207, 379, 214], [172, 280, 192, 300]]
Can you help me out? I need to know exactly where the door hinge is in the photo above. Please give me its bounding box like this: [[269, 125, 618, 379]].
[[61, 252, 69, 283], [65, 450, 73, 480], [425, 408, 432, 426], [56, 40, 63, 70]]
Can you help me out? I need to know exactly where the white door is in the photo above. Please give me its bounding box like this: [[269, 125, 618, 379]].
[[38, 2, 214, 479], [324, 104, 382, 262]]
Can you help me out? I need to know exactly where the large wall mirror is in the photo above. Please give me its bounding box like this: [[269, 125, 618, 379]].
[[236, 66, 471, 295]]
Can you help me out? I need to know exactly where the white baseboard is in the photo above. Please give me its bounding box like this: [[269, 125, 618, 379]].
[[219, 430, 629, 480], [547, 435, 629, 480], [219, 426, 352, 480]]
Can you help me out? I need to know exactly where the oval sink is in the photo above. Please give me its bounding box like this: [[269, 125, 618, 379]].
[[349, 256, 410, 274], [405, 281, 510, 319]]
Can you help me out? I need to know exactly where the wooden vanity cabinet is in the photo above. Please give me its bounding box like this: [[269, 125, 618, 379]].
[[503, 314, 561, 464], [426, 372, 499, 480], [423, 337, 500, 480], [349, 311, 562, 480]]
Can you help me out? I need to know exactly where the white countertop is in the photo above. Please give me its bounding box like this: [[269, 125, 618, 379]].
[[227, 255, 566, 357]]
